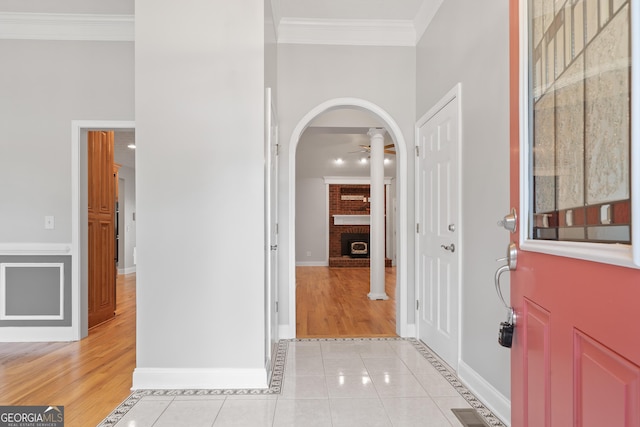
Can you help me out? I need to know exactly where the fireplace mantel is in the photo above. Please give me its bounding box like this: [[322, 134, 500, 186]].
[[333, 215, 370, 225]]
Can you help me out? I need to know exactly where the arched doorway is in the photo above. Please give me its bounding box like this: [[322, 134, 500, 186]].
[[287, 98, 410, 338]]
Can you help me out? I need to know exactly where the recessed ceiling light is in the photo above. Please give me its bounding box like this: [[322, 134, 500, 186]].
[[360, 158, 368, 164], [384, 158, 391, 164], [335, 158, 344, 165], [127, 144, 136, 149]]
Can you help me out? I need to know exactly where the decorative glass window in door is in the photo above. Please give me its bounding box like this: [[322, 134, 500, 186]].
[[528, 0, 632, 243]]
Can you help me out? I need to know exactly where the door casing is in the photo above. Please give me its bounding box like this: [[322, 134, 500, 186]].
[[72, 120, 136, 339]]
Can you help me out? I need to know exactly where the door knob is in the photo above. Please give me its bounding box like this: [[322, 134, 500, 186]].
[[441, 243, 455, 253]]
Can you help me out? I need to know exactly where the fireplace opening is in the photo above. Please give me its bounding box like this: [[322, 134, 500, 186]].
[[341, 233, 370, 258]]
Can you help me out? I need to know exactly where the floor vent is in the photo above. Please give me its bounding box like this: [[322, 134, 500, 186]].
[[451, 408, 490, 427]]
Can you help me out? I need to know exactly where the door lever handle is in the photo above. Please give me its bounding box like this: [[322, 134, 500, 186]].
[[440, 243, 455, 253], [494, 242, 518, 324]]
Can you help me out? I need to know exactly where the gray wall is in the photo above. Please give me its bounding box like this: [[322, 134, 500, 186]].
[[416, 0, 512, 406], [295, 177, 327, 265], [0, 256, 71, 326], [278, 43, 416, 328], [0, 9, 133, 339], [0, 39, 134, 244]]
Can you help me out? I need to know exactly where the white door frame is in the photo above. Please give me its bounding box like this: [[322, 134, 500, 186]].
[[286, 98, 410, 338], [414, 83, 462, 368], [71, 120, 136, 340], [264, 88, 279, 376]]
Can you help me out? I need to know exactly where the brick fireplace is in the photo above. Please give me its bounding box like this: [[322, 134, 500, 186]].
[[328, 184, 391, 267]]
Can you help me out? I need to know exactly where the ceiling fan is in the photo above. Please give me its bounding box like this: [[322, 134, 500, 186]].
[[349, 144, 396, 155]]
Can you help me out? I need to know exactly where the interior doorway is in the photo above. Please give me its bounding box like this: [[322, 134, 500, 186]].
[[71, 120, 135, 339], [287, 98, 410, 339]]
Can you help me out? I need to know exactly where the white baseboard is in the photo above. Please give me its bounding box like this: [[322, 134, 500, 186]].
[[402, 323, 416, 338], [295, 261, 328, 267], [118, 266, 136, 275], [0, 326, 78, 342], [279, 324, 294, 339], [458, 360, 511, 426], [132, 367, 268, 390]]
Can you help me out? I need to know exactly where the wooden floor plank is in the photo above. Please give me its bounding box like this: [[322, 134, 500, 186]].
[[296, 266, 397, 338]]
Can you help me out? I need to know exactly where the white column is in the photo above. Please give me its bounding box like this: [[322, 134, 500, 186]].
[[368, 128, 389, 300]]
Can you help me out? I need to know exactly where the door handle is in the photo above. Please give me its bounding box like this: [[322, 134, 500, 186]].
[[440, 243, 455, 253], [496, 241, 517, 270], [494, 242, 518, 324]]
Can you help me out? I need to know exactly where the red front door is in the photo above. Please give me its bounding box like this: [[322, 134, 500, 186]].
[[509, 1, 640, 425]]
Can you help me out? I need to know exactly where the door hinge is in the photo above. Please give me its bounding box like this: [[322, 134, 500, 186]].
[[275, 144, 280, 156], [276, 223, 279, 234], [275, 302, 278, 312], [416, 223, 420, 233], [416, 300, 420, 311], [415, 146, 420, 157]]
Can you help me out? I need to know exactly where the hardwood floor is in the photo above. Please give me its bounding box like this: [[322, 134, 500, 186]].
[[296, 266, 397, 338], [0, 274, 136, 427]]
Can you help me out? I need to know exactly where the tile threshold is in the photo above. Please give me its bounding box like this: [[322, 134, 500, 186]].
[[97, 338, 506, 427]]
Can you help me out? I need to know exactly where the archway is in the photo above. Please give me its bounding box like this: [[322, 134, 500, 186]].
[[287, 98, 410, 337]]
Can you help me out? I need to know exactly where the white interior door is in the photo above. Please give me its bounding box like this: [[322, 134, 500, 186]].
[[416, 89, 460, 369], [265, 88, 279, 375]]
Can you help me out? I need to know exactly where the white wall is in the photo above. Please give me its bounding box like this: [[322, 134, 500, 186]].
[[117, 165, 136, 274], [264, 0, 277, 95], [134, 0, 267, 388], [0, 39, 134, 244], [295, 178, 327, 265], [278, 43, 416, 329], [416, 0, 512, 419]]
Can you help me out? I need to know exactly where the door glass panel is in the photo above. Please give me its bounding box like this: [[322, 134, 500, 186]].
[[528, 0, 632, 244]]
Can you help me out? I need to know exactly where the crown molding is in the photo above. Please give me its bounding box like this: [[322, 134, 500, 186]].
[[0, 12, 134, 41], [277, 17, 416, 47]]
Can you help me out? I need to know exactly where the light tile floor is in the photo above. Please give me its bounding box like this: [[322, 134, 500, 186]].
[[99, 339, 505, 427]]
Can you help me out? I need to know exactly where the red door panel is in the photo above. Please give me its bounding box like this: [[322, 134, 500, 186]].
[[522, 298, 551, 427], [575, 331, 640, 427]]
